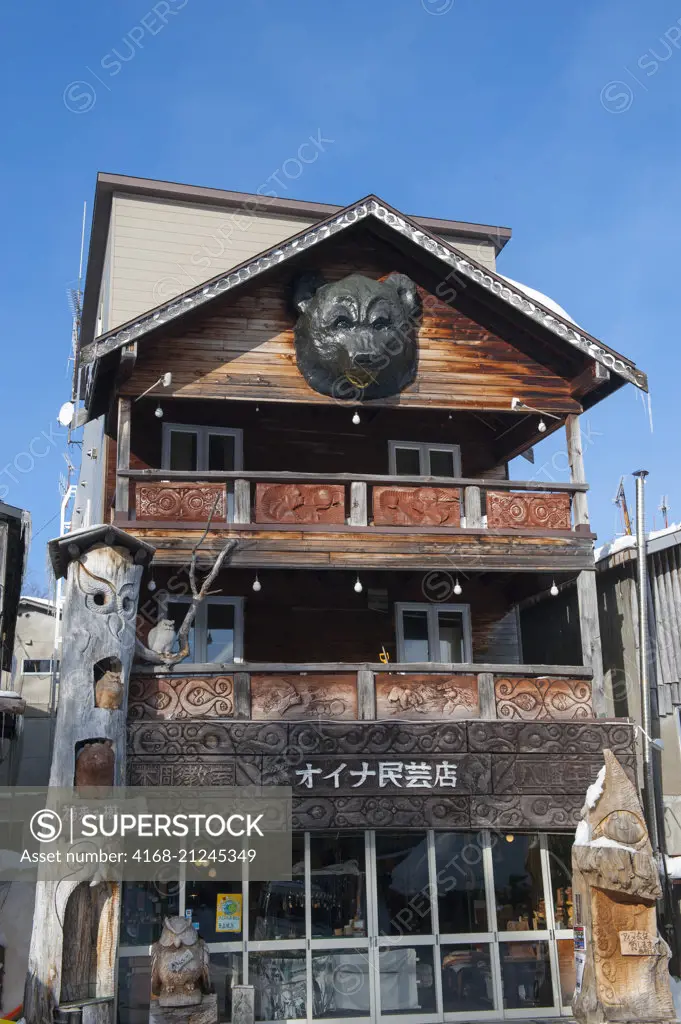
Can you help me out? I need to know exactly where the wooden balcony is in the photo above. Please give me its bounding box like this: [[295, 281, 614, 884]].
[[128, 661, 595, 723], [115, 469, 595, 571]]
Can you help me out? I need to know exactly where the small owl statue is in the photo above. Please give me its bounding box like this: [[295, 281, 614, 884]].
[[147, 618, 178, 655], [151, 916, 211, 1007]]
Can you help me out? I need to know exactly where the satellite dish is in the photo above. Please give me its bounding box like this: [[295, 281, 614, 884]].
[[57, 401, 75, 427]]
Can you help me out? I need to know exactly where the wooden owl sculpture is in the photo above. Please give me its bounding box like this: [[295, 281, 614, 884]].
[[151, 916, 211, 1007], [147, 618, 178, 655]]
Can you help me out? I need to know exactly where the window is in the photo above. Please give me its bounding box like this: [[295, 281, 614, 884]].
[[389, 441, 461, 478], [22, 659, 58, 674], [164, 597, 244, 664], [162, 424, 243, 518], [395, 602, 472, 663]]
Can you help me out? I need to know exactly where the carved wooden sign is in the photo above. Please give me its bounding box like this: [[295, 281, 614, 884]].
[[128, 720, 636, 831], [255, 483, 345, 524], [619, 931, 659, 957], [495, 676, 592, 720], [376, 674, 478, 718], [486, 490, 571, 530], [136, 483, 226, 522], [251, 674, 357, 719], [372, 486, 461, 526]]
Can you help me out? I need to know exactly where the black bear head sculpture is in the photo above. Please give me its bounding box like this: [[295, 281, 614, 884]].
[[292, 272, 421, 400]]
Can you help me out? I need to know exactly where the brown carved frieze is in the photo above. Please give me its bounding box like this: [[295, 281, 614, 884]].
[[486, 491, 572, 530], [492, 755, 637, 795], [128, 675, 234, 720], [255, 483, 345, 524], [495, 676, 592, 721], [251, 674, 357, 720], [372, 486, 461, 527], [136, 483, 226, 521], [376, 674, 478, 719]]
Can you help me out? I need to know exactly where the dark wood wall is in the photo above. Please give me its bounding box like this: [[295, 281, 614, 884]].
[[137, 567, 521, 664], [120, 232, 581, 415]]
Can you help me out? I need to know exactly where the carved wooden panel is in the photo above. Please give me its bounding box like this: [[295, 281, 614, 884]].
[[486, 491, 572, 530], [470, 794, 583, 828], [135, 483, 226, 521], [492, 754, 636, 794], [467, 720, 635, 754], [376, 674, 478, 719], [255, 483, 345, 524], [372, 486, 461, 526], [495, 676, 592, 720], [128, 675, 234, 720], [293, 794, 470, 830], [251, 674, 357, 719]]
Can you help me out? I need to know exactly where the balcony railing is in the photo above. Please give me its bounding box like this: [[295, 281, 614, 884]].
[[128, 662, 594, 723], [118, 469, 585, 534]]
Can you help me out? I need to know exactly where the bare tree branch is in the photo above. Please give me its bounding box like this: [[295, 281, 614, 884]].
[[135, 495, 239, 666]]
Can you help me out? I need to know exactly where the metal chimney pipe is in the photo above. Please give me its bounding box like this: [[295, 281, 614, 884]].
[[634, 469, 658, 847]]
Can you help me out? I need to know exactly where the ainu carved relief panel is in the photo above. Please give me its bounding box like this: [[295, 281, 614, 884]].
[[372, 486, 461, 527], [376, 674, 478, 719], [128, 675, 234, 720], [486, 490, 572, 530], [251, 674, 357, 720], [495, 676, 592, 720], [255, 483, 345, 524], [136, 483, 226, 521]]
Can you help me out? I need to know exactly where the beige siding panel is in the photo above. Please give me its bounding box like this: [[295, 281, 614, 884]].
[[107, 195, 498, 331], [109, 194, 316, 329]]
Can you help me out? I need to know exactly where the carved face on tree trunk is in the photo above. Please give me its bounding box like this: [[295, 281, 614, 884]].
[[292, 272, 421, 400]]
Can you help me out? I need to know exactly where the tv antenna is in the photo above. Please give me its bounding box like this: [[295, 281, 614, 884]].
[[659, 495, 671, 530], [613, 476, 632, 536]]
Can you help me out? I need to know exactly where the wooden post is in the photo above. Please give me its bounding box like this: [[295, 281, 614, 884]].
[[464, 485, 483, 528], [234, 671, 251, 718], [233, 480, 251, 524], [115, 397, 131, 517], [477, 672, 496, 719], [24, 526, 154, 1024], [566, 415, 608, 716], [357, 669, 375, 719], [349, 482, 368, 526]]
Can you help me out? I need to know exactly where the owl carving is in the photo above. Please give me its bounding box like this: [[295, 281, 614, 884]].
[[151, 916, 211, 1007], [147, 619, 178, 654]]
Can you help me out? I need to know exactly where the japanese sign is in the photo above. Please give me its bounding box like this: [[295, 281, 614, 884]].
[[295, 760, 459, 789], [619, 930, 658, 956]]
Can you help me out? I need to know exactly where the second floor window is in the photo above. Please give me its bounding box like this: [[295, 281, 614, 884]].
[[162, 424, 243, 519], [164, 597, 244, 664], [395, 602, 472, 663], [389, 441, 461, 478]]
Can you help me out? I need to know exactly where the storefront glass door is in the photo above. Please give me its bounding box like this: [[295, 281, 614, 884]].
[[117, 830, 575, 1024]]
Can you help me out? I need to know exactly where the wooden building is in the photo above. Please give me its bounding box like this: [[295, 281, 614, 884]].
[[72, 174, 648, 1023]]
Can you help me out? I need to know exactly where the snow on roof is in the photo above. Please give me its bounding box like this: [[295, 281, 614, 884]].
[[499, 275, 578, 326], [595, 522, 681, 563]]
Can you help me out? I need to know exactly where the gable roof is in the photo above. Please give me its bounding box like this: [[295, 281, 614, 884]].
[[79, 193, 647, 396]]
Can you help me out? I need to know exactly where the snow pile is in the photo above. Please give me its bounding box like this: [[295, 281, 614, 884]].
[[589, 836, 637, 853], [585, 765, 606, 810]]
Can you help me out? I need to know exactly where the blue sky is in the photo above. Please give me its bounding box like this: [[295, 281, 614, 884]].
[[2, 0, 680, 587]]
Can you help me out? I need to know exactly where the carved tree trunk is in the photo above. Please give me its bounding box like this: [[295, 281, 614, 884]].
[[24, 531, 152, 1024]]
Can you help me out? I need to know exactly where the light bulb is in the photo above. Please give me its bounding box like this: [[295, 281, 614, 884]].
[[538, 418, 547, 433], [352, 411, 361, 425], [154, 403, 164, 419], [453, 579, 462, 596], [147, 579, 157, 592], [354, 576, 363, 593], [252, 575, 261, 592], [550, 581, 559, 597]]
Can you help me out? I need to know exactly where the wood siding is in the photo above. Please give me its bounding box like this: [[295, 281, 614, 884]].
[[106, 195, 498, 332], [120, 235, 578, 414]]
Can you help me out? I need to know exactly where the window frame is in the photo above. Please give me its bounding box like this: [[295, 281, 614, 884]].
[[162, 595, 244, 665], [388, 441, 462, 478], [161, 423, 244, 474], [395, 601, 473, 664], [22, 658, 57, 674]]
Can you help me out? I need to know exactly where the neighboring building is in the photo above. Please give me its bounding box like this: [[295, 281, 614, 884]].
[[12, 596, 58, 785], [68, 173, 650, 1023], [0, 504, 31, 1014]]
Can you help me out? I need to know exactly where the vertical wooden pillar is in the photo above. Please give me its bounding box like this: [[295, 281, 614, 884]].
[[357, 669, 375, 719], [477, 672, 496, 719], [464, 485, 483, 528], [566, 415, 608, 716], [233, 479, 251, 524], [350, 482, 368, 526], [24, 527, 154, 1024], [115, 397, 131, 518]]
